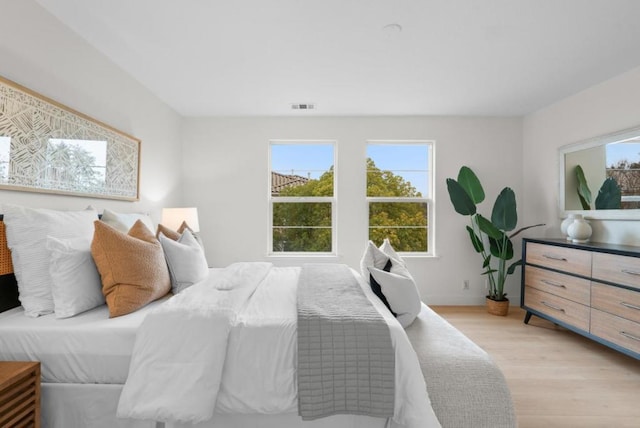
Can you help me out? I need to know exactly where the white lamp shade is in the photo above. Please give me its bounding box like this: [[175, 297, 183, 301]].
[[161, 207, 200, 232]]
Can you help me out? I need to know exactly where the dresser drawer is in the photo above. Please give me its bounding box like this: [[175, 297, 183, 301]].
[[592, 252, 640, 291], [591, 308, 640, 355], [524, 286, 590, 331], [524, 265, 590, 305], [591, 282, 640, 324], [526, 243, 591, 277]]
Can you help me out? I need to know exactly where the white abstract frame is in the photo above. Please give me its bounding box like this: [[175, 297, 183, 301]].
[[0, 76, 140, 201]]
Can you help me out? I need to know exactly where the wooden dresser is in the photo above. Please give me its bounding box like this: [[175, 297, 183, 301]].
[[522, 238, 640, 360], [0, 361, 40, 428]]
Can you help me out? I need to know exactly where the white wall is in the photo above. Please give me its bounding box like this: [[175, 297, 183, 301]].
[[523, 66, 640, 246], [182, 116, 522, 304], [0, 0, 183, 222]]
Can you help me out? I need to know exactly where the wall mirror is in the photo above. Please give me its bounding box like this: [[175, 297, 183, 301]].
[[559, 124, 640, 220]]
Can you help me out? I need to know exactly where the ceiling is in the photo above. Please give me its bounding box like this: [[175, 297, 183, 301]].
[[35, 0, 640, 117]]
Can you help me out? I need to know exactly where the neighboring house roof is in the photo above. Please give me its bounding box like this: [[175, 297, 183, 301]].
[[271, 171, 309, 196]]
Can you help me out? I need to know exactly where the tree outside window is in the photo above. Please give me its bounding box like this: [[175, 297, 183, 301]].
[[269, 140, 433, 254], [367, 142, 432, 253], [270, 142, 335, 254]]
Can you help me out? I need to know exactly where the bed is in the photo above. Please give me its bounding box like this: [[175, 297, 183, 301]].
[[0, 212, 516, 428]]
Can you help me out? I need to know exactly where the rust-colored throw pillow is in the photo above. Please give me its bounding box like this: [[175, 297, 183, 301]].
[[156, 223, 182, 240], [91, 219, 170, 318], [156, 221, 193, 240]]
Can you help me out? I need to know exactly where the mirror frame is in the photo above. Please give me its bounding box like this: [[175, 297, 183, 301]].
[[0, 76, 140, 201], [559, 124, 640, 220]]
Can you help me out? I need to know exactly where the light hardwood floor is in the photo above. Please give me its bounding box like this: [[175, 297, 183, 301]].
[[430, 305, 640, 428]]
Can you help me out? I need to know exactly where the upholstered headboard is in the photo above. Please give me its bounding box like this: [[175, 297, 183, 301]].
[[0, 215, 20, 312]]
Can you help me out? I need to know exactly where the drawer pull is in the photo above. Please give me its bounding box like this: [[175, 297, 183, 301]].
[[620, 331, 640, 342], [620, 301, 640, 311], [541, 279, 566, 288], [621, 269, 640, 276], [541, 301, 565, 313], [542, 254, 568, 262]]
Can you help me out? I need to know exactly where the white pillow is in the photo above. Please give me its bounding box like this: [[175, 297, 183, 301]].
[[159, 230, 209, 294], [368, 259, 422, 328], [380, 238, 404, 266], [2, 204, 99, 317], [359, 240, 390, 284], [46, 236, 105, 318], [101, 209, 155, 234]]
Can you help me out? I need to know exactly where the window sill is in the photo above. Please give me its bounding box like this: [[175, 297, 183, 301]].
[[267, 253, 339, 259], [398, 252, 439, 259]]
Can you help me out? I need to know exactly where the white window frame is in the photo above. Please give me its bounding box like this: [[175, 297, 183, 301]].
[[268, 139, 337, 256], [366, 140, 435, 256]]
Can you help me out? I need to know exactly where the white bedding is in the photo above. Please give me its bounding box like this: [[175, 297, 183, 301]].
[[118, 262, 441, 428], [0, 263, 441, 428]]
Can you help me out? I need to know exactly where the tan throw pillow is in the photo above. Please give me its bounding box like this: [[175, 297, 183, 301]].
[[91, 219, 170, 318], [156, 223, 181, 241]]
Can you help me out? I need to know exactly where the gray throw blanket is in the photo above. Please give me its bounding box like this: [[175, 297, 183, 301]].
[[297, 263, 395, 420]]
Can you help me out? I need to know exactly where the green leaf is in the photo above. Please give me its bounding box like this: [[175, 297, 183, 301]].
[[575, 165, 592, 210], [466, 225, 484, 252], [491, 187, 517, 231], [507, 259, 522, 275], [509, 223, 545, 239], [489, 234, 514, 260], [483, 255, 491, 268], [477, 213, 502, 239], [457, 166, 485, 204], [595, 177, 622, 209], [447, 178, 476, 216]]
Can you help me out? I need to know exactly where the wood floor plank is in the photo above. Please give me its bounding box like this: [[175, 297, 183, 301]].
[[430, 305, 640, 428]]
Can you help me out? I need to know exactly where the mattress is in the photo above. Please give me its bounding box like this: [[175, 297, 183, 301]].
[[0, 294, 170, 383]]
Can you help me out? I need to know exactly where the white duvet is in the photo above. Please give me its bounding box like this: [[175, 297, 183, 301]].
[[117, 262, 441, 428]]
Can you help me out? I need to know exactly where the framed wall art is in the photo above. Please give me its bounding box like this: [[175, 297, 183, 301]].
[[0, 76, 140, 201]]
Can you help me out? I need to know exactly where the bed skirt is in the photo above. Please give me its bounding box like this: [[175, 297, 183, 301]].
[[41, 383, 388, 428]]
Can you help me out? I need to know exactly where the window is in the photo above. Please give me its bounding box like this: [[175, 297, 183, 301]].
[[606, 139, 640, 208], [366, 141, 433, 254], [269, 141, 336, 254]]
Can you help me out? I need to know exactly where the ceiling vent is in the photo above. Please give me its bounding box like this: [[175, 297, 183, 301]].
[[291, 103, 315, 110]]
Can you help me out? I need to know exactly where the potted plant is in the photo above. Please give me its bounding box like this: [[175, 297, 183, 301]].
[[446, 166, 544, 316]]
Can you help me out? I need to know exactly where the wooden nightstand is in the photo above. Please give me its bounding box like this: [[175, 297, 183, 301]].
[[0, 361, 41, 428]]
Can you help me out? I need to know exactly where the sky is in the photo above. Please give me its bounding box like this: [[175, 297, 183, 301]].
[[606, 142, 640, 167], [271, 143, 429, 196], [367, 144, 429, 196]]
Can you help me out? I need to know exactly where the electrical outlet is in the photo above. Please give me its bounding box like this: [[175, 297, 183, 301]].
[[463, 280, 470, 290]]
